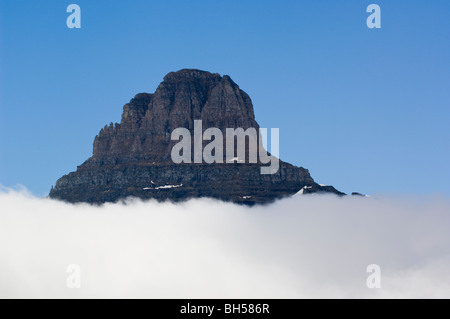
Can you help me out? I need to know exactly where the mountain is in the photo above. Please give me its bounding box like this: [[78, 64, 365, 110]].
[[49, 69, 344, 205]]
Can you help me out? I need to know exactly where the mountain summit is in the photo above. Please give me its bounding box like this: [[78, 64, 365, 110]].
[[50, 69, 344, 204]]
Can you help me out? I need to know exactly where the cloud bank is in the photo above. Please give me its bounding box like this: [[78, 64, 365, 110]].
[[0, 187, 449, 299]]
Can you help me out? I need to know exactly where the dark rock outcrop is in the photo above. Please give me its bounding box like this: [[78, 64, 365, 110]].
[[352, 192, 367, 197], [50, 69, 344, 205]]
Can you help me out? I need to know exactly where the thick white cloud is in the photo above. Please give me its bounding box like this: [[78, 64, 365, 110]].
[[0, 187, 449, 299]]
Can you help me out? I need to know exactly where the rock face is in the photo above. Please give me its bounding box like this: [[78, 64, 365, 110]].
[[50, 69, 344, 205]]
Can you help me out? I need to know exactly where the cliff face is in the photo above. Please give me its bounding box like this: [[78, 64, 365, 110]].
[[91, 70, 258, 164], [50, 69, 343, 205]]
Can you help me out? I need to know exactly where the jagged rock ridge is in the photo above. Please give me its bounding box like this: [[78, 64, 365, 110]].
[[50, 69, 344, 204]]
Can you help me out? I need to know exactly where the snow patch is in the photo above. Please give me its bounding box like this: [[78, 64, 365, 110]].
[[296, 186, 313, 195], [144, 184, 183, 190]]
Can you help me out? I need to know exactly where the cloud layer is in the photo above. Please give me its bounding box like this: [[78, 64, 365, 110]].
[[1, 187, 449, 299]]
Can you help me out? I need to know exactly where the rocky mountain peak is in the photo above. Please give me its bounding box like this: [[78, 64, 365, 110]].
[[92, 70, 258, 161], [163, 69, 221, 82], [50, 69, 344, 205]]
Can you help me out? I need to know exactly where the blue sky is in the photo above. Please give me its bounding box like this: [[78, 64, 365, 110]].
[[0, 0, 449, 197]]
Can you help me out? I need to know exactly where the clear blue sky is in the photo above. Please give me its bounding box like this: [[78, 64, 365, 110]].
[[0, 0, 449, 197]]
